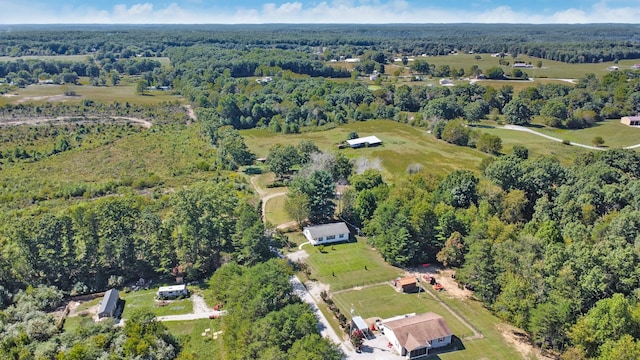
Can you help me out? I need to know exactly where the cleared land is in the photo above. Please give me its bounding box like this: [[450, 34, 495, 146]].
[[0, 83, 182, 106], [528, 118, 640, 149], [242, 120, 489, 179], [120, 288, 194, 318], [165, 318, 223, 360]]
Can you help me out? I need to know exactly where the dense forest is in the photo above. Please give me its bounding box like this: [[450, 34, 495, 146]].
[[1, 24, 640, 359]]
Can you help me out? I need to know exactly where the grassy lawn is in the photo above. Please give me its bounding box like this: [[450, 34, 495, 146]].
[[333, 285, 472, 338], [0, 83, 183, 106], [242, 120, 488, 180], [165, 318, 223, 360], [304, 238, 402, 291], [264, 194, 292, 226], [120, 288, 193, 318], [63, 314, 96, 333], [530, 119, 640, 149]]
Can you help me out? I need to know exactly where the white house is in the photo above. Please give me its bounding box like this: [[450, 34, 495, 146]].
[[382, 312, 453, 359], [346, 135, 382, 148], [303, 222, 350, 246], [157, 284, 188, 299]]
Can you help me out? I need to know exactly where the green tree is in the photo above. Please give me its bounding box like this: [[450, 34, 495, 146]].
[[136, 80, 146, 95], [289, 170, 335, 223], [437, 169, 479, 208], [436, 231, 465, 267], [485, 66, 505, 79], [592, 136, 605, 147], [285, 190, 310, 228], [441, 119, 470, 146], [503, 98, 534, 125], [267, 144, 300, 180], [476, 133, 502, 154]]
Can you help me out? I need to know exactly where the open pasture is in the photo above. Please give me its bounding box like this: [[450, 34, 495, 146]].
[[0, 82, 183, 106], [242, 120, 488, 179]]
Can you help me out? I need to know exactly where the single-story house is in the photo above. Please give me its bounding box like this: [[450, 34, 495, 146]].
[[303, 222, 350, 246], [632, 64, 640, 70], [607, 66, 619, 71], [512, 63, 534, 68], [346, 135, 382, 148], [394, 277, 418, 293], [439, 79, 454, 86], [382, 312, 453, 359], [621, 116, 640, 126], [98, 289, 120, 319], [157, 284, 188, 299]]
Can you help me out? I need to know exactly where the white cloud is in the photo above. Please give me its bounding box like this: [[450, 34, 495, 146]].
[[0, 1, 640, 24]]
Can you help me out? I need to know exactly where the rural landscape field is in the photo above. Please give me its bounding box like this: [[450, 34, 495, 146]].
[[1, 20, 640, 360]]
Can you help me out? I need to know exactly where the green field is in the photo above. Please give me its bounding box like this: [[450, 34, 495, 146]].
[[242, 120, 489, 180], [120, 288, 193, 318], [304, 238, 402, 291], [165, 318, 223, 360], [0, 82, 183, 106], [530, 119, 640, 149], [405, 53, 637, 79], [264, 194, 292, 226]]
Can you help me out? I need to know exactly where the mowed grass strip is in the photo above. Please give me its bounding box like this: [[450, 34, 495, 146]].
[[165, 318, 223, 360], [242, 120, 488, 180], [305, 239, 402, 291]]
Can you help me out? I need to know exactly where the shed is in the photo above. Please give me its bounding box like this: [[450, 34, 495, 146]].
[[621, 116, 640, 126], [395, 277, 418, 293], [303, 222, 350, 246], [346, 136, 382, 148], [98, 289, 120, 319]]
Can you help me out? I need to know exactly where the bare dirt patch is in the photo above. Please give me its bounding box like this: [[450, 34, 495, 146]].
[[407, 265, 473, 300], [497, 323, 554, 360], [0, 115, 152, 128], [16, 94, 81, 103]]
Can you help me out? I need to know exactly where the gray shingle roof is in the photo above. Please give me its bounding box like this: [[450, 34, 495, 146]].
[[98, 289, 119, 317], [304, 222, 349, 239]]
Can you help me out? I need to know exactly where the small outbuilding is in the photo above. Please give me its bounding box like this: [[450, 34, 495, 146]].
[[351, 315, 373, 339], [346, 136, 382, 148], [98, 289, 120, 319], [621, 116, 640, 126], [394, 277, 418, 293], [157, 284, 188, 299], [303, 222, 350, 246]]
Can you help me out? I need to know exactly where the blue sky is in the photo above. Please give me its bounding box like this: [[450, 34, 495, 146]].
[[1, 0, 639, 24]]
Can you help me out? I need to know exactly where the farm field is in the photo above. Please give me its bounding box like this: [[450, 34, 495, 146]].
[[0, 82, 183, 106], [242, 120, 489, 179], [530, 119, 640, 149]]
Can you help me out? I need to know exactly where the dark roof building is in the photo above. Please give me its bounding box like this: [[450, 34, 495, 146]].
[[98, 289, 120, 319]]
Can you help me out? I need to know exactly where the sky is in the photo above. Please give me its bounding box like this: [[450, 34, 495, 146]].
[[1, 0, 640, 24]]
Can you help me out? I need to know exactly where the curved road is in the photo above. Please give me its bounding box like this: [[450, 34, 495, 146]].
[[501, 125, 604, 150]]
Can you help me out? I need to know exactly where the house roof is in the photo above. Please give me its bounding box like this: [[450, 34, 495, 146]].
[[383, 312, 452, 351], [158, 284, 187, 292], [303, 222, 349, 239], [346, 136, 382, 147], [98, 289, 119, 315], [623, 116, 640, 120], [397, 277, 417, 286]]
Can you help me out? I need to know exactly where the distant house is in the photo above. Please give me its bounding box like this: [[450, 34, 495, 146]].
[[512, 63, 534, 68], [394, 277, 418, 293], [303, 222, 350, 246], [621, 116, 640, 126], [439, 79, 454, 86], [157, 284, 188, 299], [346, 135, 382, 148], [632, 64, 640, 70], [382, 312, 453, 359], [98, 289, 120, 319], [345, 58, 361, 63], [607, 66, 619, 71]]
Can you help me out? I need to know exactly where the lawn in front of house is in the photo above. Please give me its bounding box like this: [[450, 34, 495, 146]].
[[120, 287, 193, 318], [304, 238, 402, 291]]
